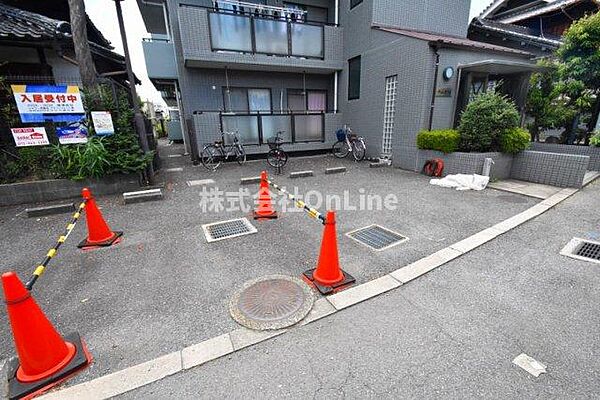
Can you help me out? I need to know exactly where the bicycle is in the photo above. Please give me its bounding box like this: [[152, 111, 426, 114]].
[[332, 126, 366, 161], [200, 131, 246, 171], [266, 131, 288, 169]]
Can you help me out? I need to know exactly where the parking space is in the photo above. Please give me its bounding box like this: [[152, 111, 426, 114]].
[[0, 145, 538, 385]]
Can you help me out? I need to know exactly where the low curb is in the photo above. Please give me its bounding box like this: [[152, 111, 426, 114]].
[[25, 203, 75, 218], [123, 189, 163, 205], [290, 170, 314, 179]]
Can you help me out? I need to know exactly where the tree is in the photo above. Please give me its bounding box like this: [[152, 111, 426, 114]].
[[557, 11, 600, 144], [68, 0, 97, 88], [526, 59, 575, 142]]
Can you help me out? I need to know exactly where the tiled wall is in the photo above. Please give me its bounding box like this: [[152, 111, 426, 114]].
[[530, 142, 600, 171], [371, 0, 471, 37], [405, 149, 590, 188], [411, 150, 513, 180], [511, 151, 590, 188]]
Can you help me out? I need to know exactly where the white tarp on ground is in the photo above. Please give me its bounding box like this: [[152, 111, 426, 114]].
[[430, 174, 490, 191]]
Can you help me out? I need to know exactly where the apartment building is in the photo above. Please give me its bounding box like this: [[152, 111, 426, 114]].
[[138, 0, 540, 169]]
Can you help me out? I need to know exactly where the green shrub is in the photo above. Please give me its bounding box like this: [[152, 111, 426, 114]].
[[103, 132, 154, 174], [591, 132, 600, 147], [500, 127, 531, 154], [459, 92, 520, 152], [50, 137, 109, 180], [416, 129, 460, 153]]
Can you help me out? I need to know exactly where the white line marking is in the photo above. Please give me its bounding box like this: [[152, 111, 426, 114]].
[[513, 353, 547, 377], [165, 167, 183, 172], [327, 275, 401, 310], [182, 333, 233, 370]]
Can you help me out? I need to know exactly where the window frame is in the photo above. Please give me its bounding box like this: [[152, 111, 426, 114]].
[[222, 86, 273, 113], [347, 55, 361, 100], [286, 89, 328, 112], [350, 0, 363, 10]]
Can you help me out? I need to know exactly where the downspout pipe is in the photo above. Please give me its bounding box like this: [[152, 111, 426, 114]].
[[428, 43, 440, 131]]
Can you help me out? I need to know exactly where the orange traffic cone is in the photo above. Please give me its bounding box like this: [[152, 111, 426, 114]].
[[303, 211, 355, 294], [2, 272, 92, 399], [253, 171, 278, 220], [78, 187, 122, 248]]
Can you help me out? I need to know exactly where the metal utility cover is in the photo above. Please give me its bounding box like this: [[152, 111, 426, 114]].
[[560, 237, 600, 264], [346, 225, 408, 251], [229, 275, 315, 330], [202, 218, 257, 243]]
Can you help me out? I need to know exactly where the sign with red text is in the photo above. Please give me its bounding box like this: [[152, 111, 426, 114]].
[[11, 127, 50, 147], [11, 85, 85, 123]]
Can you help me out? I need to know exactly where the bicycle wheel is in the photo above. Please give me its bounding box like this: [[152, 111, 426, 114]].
[[201, 145, 223, 171], [352, 139, 366, 161], [267, 149, 288, 168], [235, 145, 246, 165], [332, 140, 350, 158]]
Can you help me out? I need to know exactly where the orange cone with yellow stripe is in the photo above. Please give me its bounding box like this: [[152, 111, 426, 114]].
[[78, 187, 122, 248], [2, 271, 92, 399], [303, 211, 355, 294], [253, 171, 278, 220]]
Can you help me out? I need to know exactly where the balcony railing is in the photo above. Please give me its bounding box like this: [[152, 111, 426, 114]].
[[214, 111, 326, 145], [208, 10, 325, 59], [141, 38, 177, 79]]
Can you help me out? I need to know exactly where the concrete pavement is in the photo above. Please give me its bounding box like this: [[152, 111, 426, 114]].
[[115, 180, 600, 399]]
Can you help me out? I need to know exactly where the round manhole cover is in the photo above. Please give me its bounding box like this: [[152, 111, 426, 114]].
[[229, 275, 315, 330]]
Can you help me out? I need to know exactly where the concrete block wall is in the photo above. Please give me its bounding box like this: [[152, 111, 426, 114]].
[[0, 174, 141, 207], [405, 149, 589, 187], [412, 150, 513, 180], [511, 151, 590, 188], [530, 142, 600, 171]]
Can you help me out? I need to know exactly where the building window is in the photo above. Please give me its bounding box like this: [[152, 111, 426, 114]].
[[284, 2, 329, 24], [348, 56, 361, 100], [287, 89, 327, 112], [223, 88, 272, 112], [350, 0, 363, 10]]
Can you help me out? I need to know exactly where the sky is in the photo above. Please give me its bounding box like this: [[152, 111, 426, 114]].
[[84, 0, 493, 109]]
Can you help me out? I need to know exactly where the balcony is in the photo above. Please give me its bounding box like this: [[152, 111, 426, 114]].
[[142, 38, 177, 79], [193, 111, 344, 152], [178, 5, 343, 74]]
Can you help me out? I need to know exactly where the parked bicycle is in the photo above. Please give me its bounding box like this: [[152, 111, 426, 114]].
[[266, 131, 288, 169], [332, 126, 366, 161], [200, 131, 246, 171]]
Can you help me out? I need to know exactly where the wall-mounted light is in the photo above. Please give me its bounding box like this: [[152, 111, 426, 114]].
[[442, 67, 454, 81]]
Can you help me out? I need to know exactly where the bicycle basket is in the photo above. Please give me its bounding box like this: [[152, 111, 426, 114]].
[[267, 136, 282, 150], [335, 129, 346, 142], [223, 132, 237, 143]]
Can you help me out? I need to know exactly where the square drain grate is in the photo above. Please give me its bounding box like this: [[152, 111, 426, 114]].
[[346, 225, 408, 251], [560, 238, 600, 264], [202, 218, 257, 243]]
